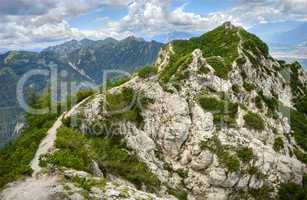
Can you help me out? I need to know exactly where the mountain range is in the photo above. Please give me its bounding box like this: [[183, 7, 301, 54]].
[[0, 37, 162, 147]]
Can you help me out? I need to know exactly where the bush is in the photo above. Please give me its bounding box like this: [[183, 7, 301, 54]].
[[278, 182, 307, 200], [159, 54, 192, 83], [199, 96, 238, 128], [201, 136, 240, 172], [237, 147, 254, 163], [293, 148, 307, 165], [45, 126, 161, 192], [249, 184, 274, 200], [206, 56, 231, 79], [137, 65, 158, 78], [243, 82, 255, 91], [295, 95, 307, 115], [232, 84, 240, 94], [167, 187, 188, 200], [105, 76, 131, 89], [273, 137, 284, 152], [198, 96, 238, 115], [255, 96, 263, 109], [290, 110, 307, 152], [221, 152, 240, 172], [258, 91, 278, 112], [244, 112, 265, 131], [102, 87, 152, 128], [76, 88, 95, 103]]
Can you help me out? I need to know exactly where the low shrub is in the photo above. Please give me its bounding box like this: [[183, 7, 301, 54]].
[[290, 110, 307, 152], [244, 112, 265, 131], [137, 65, 158, 78], [278, 182, 307, 200], [232, 84, 240, 94], [206, 56, 231, 80], [255, 96, 263, 109], [243, 82, 255, 91], [105, 76, 131, 89], [45, 126, 161, 192], [201, 136, 240, 172], [221, 152, 240, 172], [249, 184, 274, 200], [167, 187, 188, 200], [159, 54, 192, 83], [103, 87, 150, 127], [76, 88, 95, 103], [273, 137, 284, 152], [237, 147, 254, 163], [293, 148, 307, 164]]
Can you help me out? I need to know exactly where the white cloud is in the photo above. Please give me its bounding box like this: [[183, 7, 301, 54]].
[[1, 0, 307, 50], [0, 0, 131, 49]]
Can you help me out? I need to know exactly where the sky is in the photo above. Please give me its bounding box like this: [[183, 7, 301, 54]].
[[1, 0, 307, 50]]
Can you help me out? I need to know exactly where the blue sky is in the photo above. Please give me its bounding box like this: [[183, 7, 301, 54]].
[[0, 0, 307, 54]]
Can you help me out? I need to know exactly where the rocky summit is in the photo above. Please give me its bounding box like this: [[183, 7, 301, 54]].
[[1, 22, 307, 200]]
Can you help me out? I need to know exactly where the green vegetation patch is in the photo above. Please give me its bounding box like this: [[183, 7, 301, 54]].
[[290, 110, 307, 152], [244, 111, 265, 131], [76, 88, 96, 103], [0, 91, 59, 189], [43, 126, 161, 192], [105, 76, 131, 89], [278, 180, 307, 200], [201, 136, 240, 172], [160, 24, 241, 82], [198, 95, 238, 128], [293, 148, 307, 165], [240, 29, 269, 57], [232, 84, 240, 94], [236, 147, 254, 163], [273, 137, 284, 152], [206, 56, 231, 79], [243, 82, 255, 92], [137, 65, 158, 78], [102, 87, 153, 128], [159, 53, 192, 83], [255, 96, 263, 110]]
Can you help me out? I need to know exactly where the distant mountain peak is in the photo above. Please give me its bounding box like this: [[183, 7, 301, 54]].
[[122, 36, 145, 42]]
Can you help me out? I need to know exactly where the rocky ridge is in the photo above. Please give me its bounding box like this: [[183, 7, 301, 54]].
[[1, 22, 307, 200]]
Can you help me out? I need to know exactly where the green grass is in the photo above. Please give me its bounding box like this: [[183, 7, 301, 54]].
[[243, 82, 255, 92], [167, 187, 188, 200], [137, 65, 158, 78], [290, 110, 307, 152], [159, 53, 192, 83], [273, 137, 284, 152], [255, 96, 263, 109], [0, 91, 59, 189], [236, 147, 254, 163], [76, 88, 96, 103], [244, 112, 265, 131], [206, 56, 231, 79], [201, 136, 240, 172], [105, 76, 131, 89], [239, 29, 269, 57], [159, 23, 241, 82], [232, 84, 240, 94], [278, 181, 307, 200], [198, 95, 238, 128], [43, 126, 161, 192], [101, 87, 153, 128]]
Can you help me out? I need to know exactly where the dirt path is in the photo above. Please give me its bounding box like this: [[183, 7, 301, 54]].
[[0, 97, 91, 200], [31, 98, 89, 175], [0, 176, 61, 200]]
